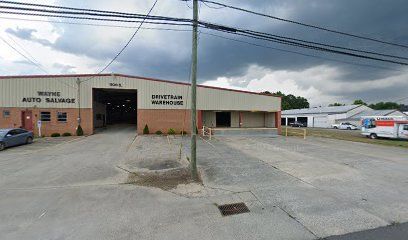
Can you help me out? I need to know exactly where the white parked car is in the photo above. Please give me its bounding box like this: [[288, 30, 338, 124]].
[[332, 122, 358, 130]]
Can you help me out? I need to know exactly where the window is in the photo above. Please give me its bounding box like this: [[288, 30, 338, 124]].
[[40, 112, 51, 122], [57, 112, 67, 122], [404, 125, 408, 131], [8, 130, 19, 136], [15, 129, 27, 134], [3, 110, 10, 118]]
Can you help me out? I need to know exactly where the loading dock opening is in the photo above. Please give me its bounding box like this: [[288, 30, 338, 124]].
[[297, 117, 308, 126], [216, 112, 231, 127], [92, 89, 137, 128]]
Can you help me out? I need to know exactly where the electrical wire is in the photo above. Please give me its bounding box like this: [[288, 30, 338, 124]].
[[200, 31, 402, 72], [2, 16, 399, 72], [0, 35, 47, 74], [232, 29, 408, 65], [199, 24, 408, 66], [0, 5, 192, 23], [3, 1, 407, 64], [0, 16, 193, 31], [241, 29, 408, 61], [199, 0, 408, 49], [0, 36, 77, 89], [6, 34, 42, 66], [0, 11, 193, 26], [81, 0, 160, 83]]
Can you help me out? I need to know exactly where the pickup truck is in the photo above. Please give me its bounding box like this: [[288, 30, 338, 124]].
[[331, 122, 358, 130]]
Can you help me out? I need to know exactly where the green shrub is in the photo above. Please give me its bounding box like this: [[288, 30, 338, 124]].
[[180, 130, 187, 135], [62, 132, 72, 137], [51, 133, 61, 137], [167, 128, 176, 135], [155, 130, 163, 135], [76, 125, 84, 136], [143, 124, 149, 134]]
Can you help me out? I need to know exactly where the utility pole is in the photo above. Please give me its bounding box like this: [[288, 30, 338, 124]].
[[76, 78, 81, 125], [190, 0, 199, 180]]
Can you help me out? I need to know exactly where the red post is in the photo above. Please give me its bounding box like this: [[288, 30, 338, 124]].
[[275, 111, 282, 134], [197, 110, 203, 131]]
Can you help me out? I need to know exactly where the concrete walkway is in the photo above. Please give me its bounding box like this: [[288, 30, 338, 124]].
[[180, 135, 408, 238]]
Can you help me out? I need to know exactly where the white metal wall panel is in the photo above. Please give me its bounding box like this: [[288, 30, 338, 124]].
[[231, 112, 240, 127], [265, 112, 276, 128], [312, 116, 330, 128], [0, 75, 281, 111], [242, 112, 265, 127], [202, 111, 216, 127]]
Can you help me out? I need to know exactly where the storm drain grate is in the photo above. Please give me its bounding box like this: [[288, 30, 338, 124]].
[[218, 202, 250, 216]]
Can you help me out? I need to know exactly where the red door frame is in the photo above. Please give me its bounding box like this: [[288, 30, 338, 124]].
[[21, 110, 33, 130]]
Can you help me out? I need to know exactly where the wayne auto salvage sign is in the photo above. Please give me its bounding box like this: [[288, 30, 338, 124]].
[[22, 91, 76, 104]]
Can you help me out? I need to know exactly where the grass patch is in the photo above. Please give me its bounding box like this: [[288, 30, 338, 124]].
[[283, 127, 408, 149]]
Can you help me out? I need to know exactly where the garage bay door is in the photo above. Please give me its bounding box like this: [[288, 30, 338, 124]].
[[313, 116, 329, 128]]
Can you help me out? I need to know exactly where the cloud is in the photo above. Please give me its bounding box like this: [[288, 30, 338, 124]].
[[1, 0, 407, 105], [202, 64, 408, 106], [5, 27, 36, 40], [6, 27, 53, 46], [53, 63, 76, 73]]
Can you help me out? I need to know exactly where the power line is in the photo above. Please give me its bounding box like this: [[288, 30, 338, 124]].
[[0, 35, 47, 74], [6, 34, 42, 66], [0, 10, 192, 26], [0, 4, 191, 23], [242, 29, 408, 61], [98, 0, 159, 74], [0, 36, 77, 89], [0, 0, 185, 21], [4, 16, 397, 72], [231, 30, 408, 65], [0, 16, 193, 31], [3, 1, 407, 68], [81, 0, 160, 82], [201, 31, 402, 72], [199, 0, 408, 49], [199, 23, 408, 66], [200, 1, 224, 9], [4, 1, 407, 64]]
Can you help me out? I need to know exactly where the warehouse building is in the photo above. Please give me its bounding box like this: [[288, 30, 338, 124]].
[[0, 73, 281, 136], [281, 105, 370, 128], [340, 109, 407, 127]]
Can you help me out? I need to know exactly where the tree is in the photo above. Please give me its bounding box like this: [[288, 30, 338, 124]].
[[76, 125, 84, 136], [353, 99, 367, 105], [143, 124, 149, 134], [328, 103, 345, 107], [261, 91, 309, 110], [368, 102, 402, 110]]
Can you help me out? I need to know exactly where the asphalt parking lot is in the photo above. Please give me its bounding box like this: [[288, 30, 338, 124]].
[[0, 136, 82, 155], [1, 126, 407, 239]]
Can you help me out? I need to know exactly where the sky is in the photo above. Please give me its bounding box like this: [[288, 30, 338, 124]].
[[0, 0, 407, 106]]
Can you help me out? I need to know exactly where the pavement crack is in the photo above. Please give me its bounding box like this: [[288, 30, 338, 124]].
[[276, 204, 319, 238]]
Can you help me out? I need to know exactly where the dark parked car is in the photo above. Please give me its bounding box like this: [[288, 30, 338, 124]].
[[289, 121, 306, 127], [0, 128, 34, 151]]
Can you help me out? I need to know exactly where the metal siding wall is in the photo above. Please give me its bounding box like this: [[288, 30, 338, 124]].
[[0, 77, 77, 108], [242, 112, 265, 127], [231, 112, 240, 127], [265, 112, 276, 127], [0, 76, 281, 111], [202, 111, 216, 127]]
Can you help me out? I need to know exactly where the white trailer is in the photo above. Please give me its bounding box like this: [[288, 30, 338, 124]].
[[361, 116, 408, 139]]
